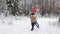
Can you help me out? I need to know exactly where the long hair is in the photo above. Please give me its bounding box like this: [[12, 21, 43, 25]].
[[31, 12, 35, 15]]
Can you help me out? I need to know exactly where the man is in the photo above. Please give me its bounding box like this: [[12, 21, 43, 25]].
[[32, 5, 38, 14]]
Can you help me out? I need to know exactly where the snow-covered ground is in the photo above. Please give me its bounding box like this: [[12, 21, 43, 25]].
[[0, 15, 60, 34]]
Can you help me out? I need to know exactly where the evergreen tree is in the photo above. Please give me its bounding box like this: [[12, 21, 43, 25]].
[[6, 0, 20, 16]]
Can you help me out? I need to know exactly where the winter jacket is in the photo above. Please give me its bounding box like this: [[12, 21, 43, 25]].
[[32, 6, 37, 14], [30, 15, 36, 23]]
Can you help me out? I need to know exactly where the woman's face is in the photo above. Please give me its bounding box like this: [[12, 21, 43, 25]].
[[35, 5, 38, 7]]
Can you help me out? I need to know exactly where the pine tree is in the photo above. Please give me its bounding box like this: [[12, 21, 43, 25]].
[[6, 0, 12, 10], [6, 0, 20, 16]]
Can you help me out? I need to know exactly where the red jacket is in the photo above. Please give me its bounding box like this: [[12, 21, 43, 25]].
[[32, 6, 37, 14]]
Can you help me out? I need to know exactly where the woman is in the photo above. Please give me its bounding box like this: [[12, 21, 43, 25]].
[[30, 12, 39, 31]]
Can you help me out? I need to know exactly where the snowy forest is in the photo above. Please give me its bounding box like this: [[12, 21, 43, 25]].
[[0, 0, 60, 34], [0, 0, 60, 16]]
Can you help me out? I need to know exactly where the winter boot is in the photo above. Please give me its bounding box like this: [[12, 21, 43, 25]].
[[31, 28, 34, 31]]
